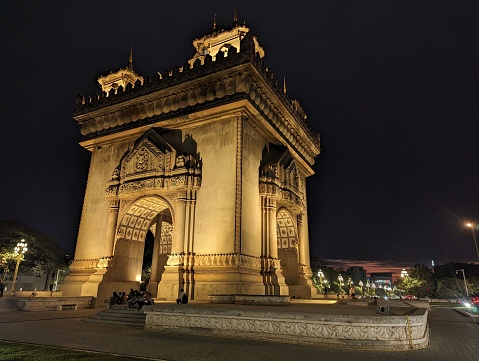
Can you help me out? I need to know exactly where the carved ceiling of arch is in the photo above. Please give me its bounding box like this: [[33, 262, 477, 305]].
[[148, 221, 173, 255], [276, 208, 298, 250], [118, 196, 170, 242]]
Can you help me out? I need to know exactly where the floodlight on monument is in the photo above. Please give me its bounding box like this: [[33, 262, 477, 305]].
[[11, 240, 28, 294], [466, 223, 479, 262]]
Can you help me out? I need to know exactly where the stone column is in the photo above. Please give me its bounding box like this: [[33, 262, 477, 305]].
[[297, 213, 304, 265], [104, 199, 119, 257], [150, 213, 163, 283], [260, 196, 268, 257], [268, 198, 278, 259], [171, 194, 186, 255], [298, 211, 312, 267], [183, 190, 197, 297]]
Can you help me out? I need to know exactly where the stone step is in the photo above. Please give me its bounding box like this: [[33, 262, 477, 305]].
[[83, 308, 146, 327]]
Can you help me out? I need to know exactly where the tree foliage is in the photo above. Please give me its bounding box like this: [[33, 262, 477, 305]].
[[0, 221, 68, 281]]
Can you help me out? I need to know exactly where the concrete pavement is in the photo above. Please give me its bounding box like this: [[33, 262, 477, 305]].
[[0, 299, 478, 361]]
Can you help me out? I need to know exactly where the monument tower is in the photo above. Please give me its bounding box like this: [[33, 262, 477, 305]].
[[61, 15, 321, 303]]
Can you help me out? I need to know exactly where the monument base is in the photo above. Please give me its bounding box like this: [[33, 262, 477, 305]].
[[144, 303, 429, 351]]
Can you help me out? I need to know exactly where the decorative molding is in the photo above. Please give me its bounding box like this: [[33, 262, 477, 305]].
[[69, 257, 113, 271], [74, 34, 320, 168], [144, 308, 429, 350]]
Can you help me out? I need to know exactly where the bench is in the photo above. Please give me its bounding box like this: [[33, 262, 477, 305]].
[[56, 303, 78, 311]]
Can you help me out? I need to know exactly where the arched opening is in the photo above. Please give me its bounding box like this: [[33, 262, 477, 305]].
[[276, 208, 300, 288], [113, 196, 173, 294]]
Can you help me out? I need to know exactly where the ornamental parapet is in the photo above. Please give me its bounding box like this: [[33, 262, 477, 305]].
[[74, 33, 320, 166]]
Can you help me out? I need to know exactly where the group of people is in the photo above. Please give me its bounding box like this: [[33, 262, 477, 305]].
[[109, 288, 188, 309], [109, 289, 155, 310]]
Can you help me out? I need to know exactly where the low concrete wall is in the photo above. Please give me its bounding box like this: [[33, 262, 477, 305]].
[[13, 291, 64, 298], [144, 305, 429, 350], [11, 296, 94, 311], [208, 294, 290, 305]]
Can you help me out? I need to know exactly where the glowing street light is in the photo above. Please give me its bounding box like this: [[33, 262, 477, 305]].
[[11, 240, 28, 294], [466, 223, 479, 262], [401, 269, 408, 278], [359, 280, 364, 294], [338, 274, 343, 293], [317, 269, 324, 285]]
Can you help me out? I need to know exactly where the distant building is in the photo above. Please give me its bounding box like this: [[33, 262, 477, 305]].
[[346, 266, 367, 286], [369, 272, 393, 288]]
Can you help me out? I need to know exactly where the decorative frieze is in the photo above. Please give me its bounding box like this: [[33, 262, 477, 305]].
[[166, 253, 271, 270], [69, 257, 113, 271], [144, 306, 430, 350]]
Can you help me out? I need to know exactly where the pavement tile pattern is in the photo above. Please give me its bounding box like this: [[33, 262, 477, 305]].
[[0, 299, 478, 361]]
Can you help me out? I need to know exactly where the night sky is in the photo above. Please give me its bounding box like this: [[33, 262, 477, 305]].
[[1, 1, 479, 270]]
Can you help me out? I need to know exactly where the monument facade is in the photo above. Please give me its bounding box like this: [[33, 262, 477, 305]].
[[61, 18, 321, 303]]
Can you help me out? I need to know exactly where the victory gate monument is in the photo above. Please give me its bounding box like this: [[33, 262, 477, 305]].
[[61, 17, 321, 304]]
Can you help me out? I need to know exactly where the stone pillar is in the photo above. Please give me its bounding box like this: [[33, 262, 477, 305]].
[[297, 213, 304, 265], [298, 211, 310, 267], [157, 193, 187, 300], [260, 196, 268, 257], [183, 190, 197, 298], [268, 198, 278, 259], [150, 213, 163, 283], [171, 194, 186, 254], [104, 199, 119, 257]]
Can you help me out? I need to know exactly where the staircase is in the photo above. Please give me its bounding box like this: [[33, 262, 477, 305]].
[[83, 306, 146, 327]]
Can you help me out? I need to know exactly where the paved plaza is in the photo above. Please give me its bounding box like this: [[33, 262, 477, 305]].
[[0, 299, 478, 361]]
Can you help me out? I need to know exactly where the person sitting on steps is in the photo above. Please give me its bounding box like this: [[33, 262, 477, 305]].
[[176, 289, 188, 304]]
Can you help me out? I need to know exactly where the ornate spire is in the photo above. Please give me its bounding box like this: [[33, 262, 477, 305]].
[[283, 77, 287, 94], [233, 5, 238, 27], [128, 46, 133, 71], [213, 13, 217, 31]]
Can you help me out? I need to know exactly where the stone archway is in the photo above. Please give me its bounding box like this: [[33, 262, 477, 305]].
[[113, 196, 172, 286], [276, 208, 300, 288]]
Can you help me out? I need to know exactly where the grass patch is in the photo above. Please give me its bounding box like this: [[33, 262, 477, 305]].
[[0, 341, 145, 361]]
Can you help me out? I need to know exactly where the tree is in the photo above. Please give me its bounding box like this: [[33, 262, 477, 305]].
[[0, 221, 68, 289]]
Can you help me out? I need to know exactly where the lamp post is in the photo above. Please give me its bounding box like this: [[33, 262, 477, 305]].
[[400, 268, 408, 299], [359, 280, 363, 295], [317, 270, 324, 292], [466, 223, 479, 262], [11, 240, 28, 294], [338, 274, 343, 294], [456, 269, 469, 297]]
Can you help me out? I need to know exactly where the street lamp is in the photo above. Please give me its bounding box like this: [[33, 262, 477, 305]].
[[359, 280, 363, 294], [338, 274, 343, 293], [466, 223, 479, 262], [317, 270, 324, 291], [11, 240, 28, 294], [401, 269, 408, 278], [455, 269, 469, 297]]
